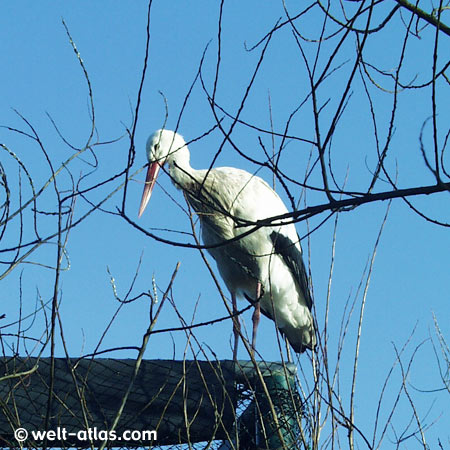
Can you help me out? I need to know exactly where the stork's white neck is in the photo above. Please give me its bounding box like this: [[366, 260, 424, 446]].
[[166, 144, 196, 190]]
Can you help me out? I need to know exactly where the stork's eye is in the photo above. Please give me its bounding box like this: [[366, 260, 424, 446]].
[[154, 143, 160, 151]]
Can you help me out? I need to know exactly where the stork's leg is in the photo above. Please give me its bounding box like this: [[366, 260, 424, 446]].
[[251, 282, 262, 355], [232, 293, 240, 361]]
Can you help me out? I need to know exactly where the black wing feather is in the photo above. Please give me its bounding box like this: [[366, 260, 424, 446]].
[[269, 231, 313, 310]]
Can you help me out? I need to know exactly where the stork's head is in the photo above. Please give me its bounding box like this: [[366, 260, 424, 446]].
[[138, 129, 188, 217]]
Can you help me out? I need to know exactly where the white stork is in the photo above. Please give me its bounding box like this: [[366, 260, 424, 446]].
[[138, 129, 316, 356]]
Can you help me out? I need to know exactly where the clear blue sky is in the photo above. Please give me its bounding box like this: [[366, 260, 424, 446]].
[[1, 1, 449, 447]]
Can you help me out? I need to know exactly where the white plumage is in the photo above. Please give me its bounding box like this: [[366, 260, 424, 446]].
[[139, 129, 316, 354]]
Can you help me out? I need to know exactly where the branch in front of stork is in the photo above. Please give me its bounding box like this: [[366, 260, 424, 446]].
[[121, 179, 450, 256], [249, 181, 450, 229]]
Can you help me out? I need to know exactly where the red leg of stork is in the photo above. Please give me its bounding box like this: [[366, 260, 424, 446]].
[[232, 293, 240, 361], [251, 282, 262, 356]]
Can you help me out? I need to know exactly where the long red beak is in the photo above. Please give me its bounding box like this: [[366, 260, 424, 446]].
[[138, 162, 160, 217]]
